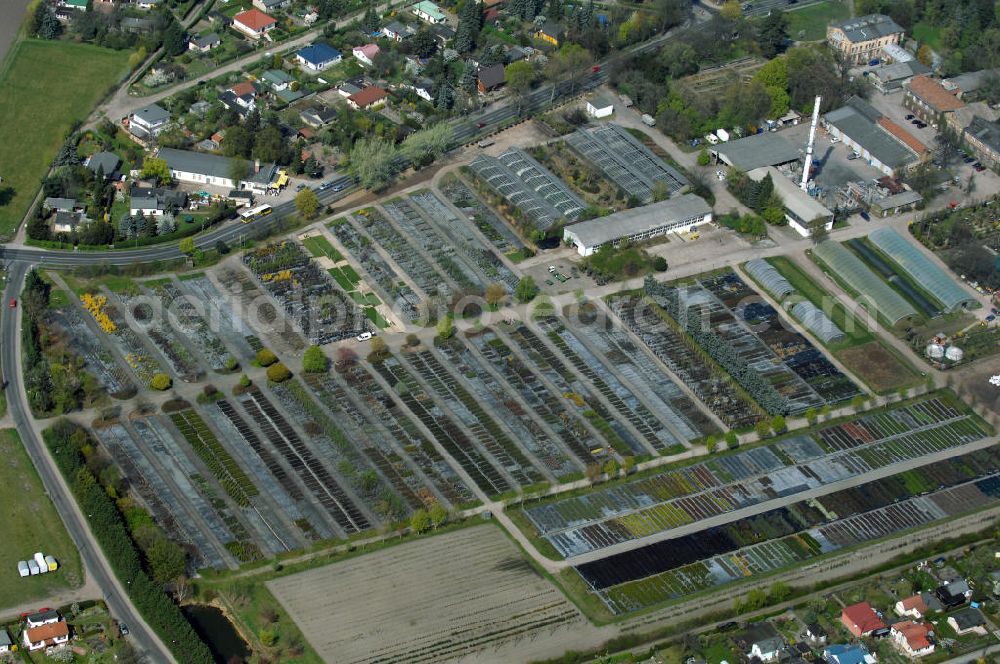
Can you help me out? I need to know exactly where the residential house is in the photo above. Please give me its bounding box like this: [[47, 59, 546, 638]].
[[229, 80, 258, 99], [963, 116, 1000, 169], [841, 602, 886, 638], [158, 147, 277, 191], [804, 623, 827, 646], [233, 9, 277, 39], [296, 42, 343, 71], [895, 594, 929, 619], [120, 16, 155, 33], [53, 211, 85, 234], [823, 643, 877, 664], [740, 623, 784, 663], [824, 96, 923, 176], [129, 103, 171, 139], [0, 629, 11, 653], [135, 0, 158, 8], [23, 621, 70, 652], [890, 621, 934, 658], [253, 0, 290, 11], [431, 23, 455, 44], [300, 106, 337, 127], [43, 197, 82, 214], [188, 32, 221, 52], [505, 45, 529, 63], [347, 86, 389, 110], [86, 151, 121, 179], [261, 69, 294, 91], [26, 610, 63, 630], [130, 187, 188, 217], [412, 0, 446, 23], [353, 43, 380, 66], [586, 94, 614, 118], [275, 88, 303, 104], [534, 20, 561, 46], [219, 90, 256, 116], [904, 75, 965, 128], [477, 63, 505, 93], [61, 0, 88, 10], [935, 578, 973, 608], [867, 60, 930, 94], [827, 14, 905, 65], [948, 607, 988, 636], [406, 78, 435, 101], [382, 21, 415, 42]]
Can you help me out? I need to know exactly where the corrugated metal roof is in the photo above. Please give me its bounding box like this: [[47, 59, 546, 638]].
[[563, 194, 711, 248]]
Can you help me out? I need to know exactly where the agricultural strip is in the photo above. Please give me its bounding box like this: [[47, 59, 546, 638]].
[[523, 396, 989, 558], [578, 446, 1000, 614], [268, 525, 603, 664]]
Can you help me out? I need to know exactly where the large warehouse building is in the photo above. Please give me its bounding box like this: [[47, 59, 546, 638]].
[[562, 194, 712, 256]]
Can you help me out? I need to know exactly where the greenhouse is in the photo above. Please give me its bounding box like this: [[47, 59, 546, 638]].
[[813, 241, 917, 324], [744, 259, 795, 300], [791, 301, 847, 344], [868, 227, 977, 312]]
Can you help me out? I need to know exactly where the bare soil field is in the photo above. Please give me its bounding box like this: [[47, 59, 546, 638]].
[[267, 524, 613, 664], [838, 340, 921, 394]]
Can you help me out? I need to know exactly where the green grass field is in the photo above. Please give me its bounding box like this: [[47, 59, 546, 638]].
[[0, 40, 129, 240], [301, 235, 343, 262], [0, 429, 82, 610], [912, 22, 942, 50], [785, 0, 851, 42]]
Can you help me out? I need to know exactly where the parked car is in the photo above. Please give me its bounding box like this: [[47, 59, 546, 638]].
[[119, 623, 129, 636], [905, 114, 914, 120], [8, 298, 15, 308], [860, 211, 870, 221], [356, 332, 373, 342], [974, 162, 986, 172]]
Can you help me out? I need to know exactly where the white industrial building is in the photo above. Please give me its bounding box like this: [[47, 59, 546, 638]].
[[585, 94, 614, 118], [562, 194, 712, 256], [748, 166, 833, 237]]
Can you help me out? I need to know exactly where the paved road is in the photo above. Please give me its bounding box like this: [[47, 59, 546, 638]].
[[0, 263, 174, 663]]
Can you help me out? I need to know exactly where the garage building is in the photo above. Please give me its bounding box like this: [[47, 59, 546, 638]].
[[712, 132, 802, 171], [563, 194, 712, 256]]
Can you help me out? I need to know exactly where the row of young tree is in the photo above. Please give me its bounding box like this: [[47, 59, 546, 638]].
[[644, 275, 789, 415], [44, 419, 214, 664]]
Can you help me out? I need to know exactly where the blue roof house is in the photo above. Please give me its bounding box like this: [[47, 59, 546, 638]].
[[296, 43, 343, 71]]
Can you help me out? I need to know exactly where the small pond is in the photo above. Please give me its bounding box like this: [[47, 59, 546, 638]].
[[183, 604, 251, 664]]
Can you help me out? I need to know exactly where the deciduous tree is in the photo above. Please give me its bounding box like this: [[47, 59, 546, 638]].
[[295, 188, 319, 219]]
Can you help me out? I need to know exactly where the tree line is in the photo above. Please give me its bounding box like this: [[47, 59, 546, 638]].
[[44, 419, 214, 664]]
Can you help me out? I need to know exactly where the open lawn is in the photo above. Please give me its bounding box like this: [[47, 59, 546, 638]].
[[0, 429, 82, 610], [912, 22, 942, 50], [785, 0, 851, 42], [0, 40, 129, 240], [301, 235, 343, 263]]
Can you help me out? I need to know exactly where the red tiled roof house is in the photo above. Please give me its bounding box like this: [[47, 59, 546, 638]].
[[841, 602, 886, 638], [233, 9, 277, 39], [347, 86, 389, 110]]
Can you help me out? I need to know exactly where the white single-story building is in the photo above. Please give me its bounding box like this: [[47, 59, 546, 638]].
[[412, 0, 446, 23], [158, 148, 277, 192], [296, 43, 342, 71], [586, 94, 614, 118], [353, 43, 380, 66], [563, 194, 712, 256]]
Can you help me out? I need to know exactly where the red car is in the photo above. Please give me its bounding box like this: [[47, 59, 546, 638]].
[[591, 65, 601, 73], [8, 298, 16, 308]]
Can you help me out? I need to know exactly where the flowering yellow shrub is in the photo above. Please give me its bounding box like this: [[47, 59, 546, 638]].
[[81, 293, 116, 334]]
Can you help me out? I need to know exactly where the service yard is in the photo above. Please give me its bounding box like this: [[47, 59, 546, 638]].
[[267, 524, 609, 664]]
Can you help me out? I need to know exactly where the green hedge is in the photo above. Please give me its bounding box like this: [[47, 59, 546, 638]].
[[43, 420, 214, 664]]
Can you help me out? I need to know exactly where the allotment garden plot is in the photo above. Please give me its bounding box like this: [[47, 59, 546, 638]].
[[525, 396, 990, 559], [268, 525, 595, 664], [577, 443, 1000, 614]]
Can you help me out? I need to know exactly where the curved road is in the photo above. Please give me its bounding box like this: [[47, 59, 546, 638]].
[[1, 263, 174, 662]]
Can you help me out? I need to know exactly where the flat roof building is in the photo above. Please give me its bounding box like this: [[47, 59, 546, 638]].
[[825, 96, 921, 176], [712, 133, 801, 171], [563, 194, 712, 256]]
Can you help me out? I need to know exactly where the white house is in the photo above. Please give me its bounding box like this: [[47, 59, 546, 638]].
[[895, 595, 929, 619], [233, 8, 277, 39], [891, 621, 934, 658], [130, 187, 187, 217], [129, 103, 170, 139], [412, 0, 446, 23], [353, 43, 380, 66], [253, 0, 290, 11], [948, 608, 988, 636], [586, 94, 614, 118], [743, 623, 784, 663], [26, 610, 61, 629], [188, 32, 221, 52], [295, 43, 343, 71], [23, 622, 69, 652], [0, 629, 12, 653]]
